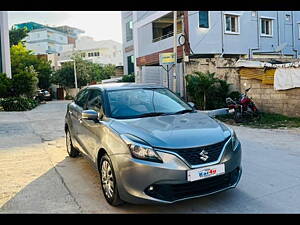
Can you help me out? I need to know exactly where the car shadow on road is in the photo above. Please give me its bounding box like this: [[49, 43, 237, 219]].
[[0, 150, 256, 214]]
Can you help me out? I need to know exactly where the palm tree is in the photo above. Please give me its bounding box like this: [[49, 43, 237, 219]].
[[186, 71, 218, 110]]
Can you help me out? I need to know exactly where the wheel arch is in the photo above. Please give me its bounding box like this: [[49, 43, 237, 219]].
[[64, 123, 69, 133], [97, 148, 108, 171]]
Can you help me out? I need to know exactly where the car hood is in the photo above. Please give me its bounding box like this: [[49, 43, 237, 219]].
[[109, 112, 231, 149]]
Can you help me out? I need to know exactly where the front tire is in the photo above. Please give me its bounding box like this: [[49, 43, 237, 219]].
[[99, 154, 124, 206], [234, 111, 243, 123], [66, 129, 80, 158]]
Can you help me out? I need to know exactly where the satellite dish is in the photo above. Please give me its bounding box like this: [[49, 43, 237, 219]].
[[274, 43, 288, 52]]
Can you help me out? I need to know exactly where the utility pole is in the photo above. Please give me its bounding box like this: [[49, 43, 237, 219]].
[[181, 14, 186, 100], [73, 60, 78, 92], [173, 11, 177, 93]]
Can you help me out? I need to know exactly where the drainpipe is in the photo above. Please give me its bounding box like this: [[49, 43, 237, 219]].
[[249, 11, 260, 59], [292, 11, 298, 58], [220, 11, 224, 57], [277, 11, 283, 56]]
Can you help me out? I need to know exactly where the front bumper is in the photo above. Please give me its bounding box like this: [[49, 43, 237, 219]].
[[111, 142, 242, 204]]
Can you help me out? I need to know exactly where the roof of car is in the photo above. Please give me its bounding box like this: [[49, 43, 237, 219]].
[[87, 83, 165, 91]]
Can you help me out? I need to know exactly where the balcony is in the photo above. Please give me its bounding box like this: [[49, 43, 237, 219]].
[[152, 11, 183, 43]]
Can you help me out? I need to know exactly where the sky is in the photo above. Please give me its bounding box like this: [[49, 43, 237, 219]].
[[7, 11, 123, 43]]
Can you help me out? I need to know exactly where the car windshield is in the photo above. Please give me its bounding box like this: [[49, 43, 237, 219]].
[[107, 88, 193, 119]]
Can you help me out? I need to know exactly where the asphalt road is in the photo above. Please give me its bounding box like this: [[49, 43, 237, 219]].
[[1, 100, 300, 213]]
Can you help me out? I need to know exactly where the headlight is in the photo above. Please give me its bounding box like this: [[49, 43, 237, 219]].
[[231, 130, 239, 151], [120, 134, 163, 163]]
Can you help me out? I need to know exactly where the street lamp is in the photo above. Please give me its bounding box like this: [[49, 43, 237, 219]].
[[59, 59, 78, 93], [73, 60, 78, 91]]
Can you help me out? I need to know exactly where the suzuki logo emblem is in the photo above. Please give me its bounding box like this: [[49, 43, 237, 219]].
[[199, 150, 209, 161]]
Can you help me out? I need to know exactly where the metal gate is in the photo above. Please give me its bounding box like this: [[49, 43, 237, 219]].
[[139, 63, 184, 96]]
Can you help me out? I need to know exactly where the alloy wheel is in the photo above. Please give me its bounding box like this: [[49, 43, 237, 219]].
[[101, 160, 115, 199], [66, 131, 72, 155]]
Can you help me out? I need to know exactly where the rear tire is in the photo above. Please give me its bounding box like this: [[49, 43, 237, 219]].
[[66, 129, 80, 158], [99, 154, 124, 206]]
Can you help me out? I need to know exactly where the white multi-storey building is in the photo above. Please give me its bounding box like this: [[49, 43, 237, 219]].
[[14, 22, 84, 55], [121, 11, 300, 95], [122, 11, 300, 75], [23, 27, 69, 54]]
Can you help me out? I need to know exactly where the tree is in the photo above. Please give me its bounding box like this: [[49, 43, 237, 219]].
[[209, 79, 231, 109], [12, 66, 39, 98], [186, 72, 218, 110], [186, 71, 233, 110], [9, 27, 28, 47], [101, 64, 116, 80], [34, 59, 52, 89], [10, 43, 52, 89], [51, 53, 116, 90], [51, 63, 75, 91]]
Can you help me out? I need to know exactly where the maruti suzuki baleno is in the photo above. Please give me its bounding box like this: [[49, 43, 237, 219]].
[[65, 83, 242, 206]]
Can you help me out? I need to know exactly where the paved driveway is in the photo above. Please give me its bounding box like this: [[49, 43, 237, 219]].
[[1, 100, 300, 213]]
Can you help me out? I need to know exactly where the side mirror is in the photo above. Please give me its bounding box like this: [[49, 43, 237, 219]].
[[188, 102, 195, 108], [81, 110, 98, 121]]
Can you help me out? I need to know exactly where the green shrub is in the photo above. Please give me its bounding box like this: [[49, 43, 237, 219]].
[[227, 91, 241, 101], [0, 73, 12, 98], [186, 71, 235, 110], [11, 66, 39, 98], [10, 43, 52, 90], [206, 79, 231, 109], [120, 74, 135, 82], [65, 94, 74, 100], [0, 97, 39, 111]]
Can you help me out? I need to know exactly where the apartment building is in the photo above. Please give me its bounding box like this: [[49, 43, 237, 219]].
[[121, 11, 300, 90], [0, 11, 11, 78], [121, 11, 135, 75], [14, 22, 84, 54], [54, 25, 84, 47], [57, 38, 123, 67]]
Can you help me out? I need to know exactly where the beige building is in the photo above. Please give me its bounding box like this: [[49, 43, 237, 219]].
[[57, 37, 123, 67]]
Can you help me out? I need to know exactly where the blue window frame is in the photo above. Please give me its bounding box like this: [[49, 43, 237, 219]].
[[199, 11, 209, 28]]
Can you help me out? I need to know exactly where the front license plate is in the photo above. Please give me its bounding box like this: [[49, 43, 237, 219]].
[[187, 164, 225, 182]]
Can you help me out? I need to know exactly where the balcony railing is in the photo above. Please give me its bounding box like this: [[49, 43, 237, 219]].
[[152, 31, 182, 43], [153, 32, 174, 43]]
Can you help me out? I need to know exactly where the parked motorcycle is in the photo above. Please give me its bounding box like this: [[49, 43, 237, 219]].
[[226, 87, 260, 123]]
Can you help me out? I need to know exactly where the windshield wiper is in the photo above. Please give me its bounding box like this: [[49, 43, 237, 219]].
[[113, 110, 194, 119], [172, 109, 194, 115], [136, 112, 169, 118], [112, 112, 167, 119]]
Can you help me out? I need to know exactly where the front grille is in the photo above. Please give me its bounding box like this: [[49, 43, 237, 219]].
[[145, 168, 240, 202], [164, 137, 230, 166]]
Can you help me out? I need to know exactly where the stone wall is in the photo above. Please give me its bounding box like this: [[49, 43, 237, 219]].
[[185, 57, 241, 92], [240, 78, 300, 117], [185, 57, 300, 117]]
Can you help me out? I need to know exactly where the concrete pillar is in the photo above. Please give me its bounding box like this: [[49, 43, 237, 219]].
[[0, 11, 11, 78]]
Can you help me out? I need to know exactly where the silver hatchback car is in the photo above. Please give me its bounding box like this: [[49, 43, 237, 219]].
[[65, 83, 242, 206]]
